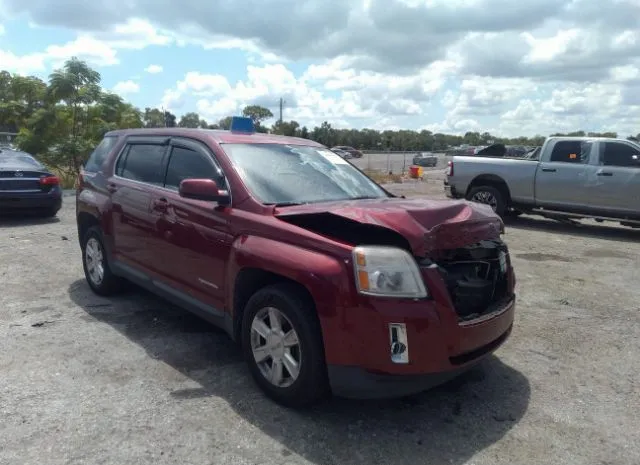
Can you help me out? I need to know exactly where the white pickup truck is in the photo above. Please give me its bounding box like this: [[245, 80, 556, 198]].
[[444, 136, 640, 228]]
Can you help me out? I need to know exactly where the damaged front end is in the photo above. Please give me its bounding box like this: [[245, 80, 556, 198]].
[[421, 238, 514, 323], [275, 198, 514, 323]]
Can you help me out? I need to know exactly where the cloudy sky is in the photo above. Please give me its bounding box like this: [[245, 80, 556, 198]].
[[1, 0, 639, 137]]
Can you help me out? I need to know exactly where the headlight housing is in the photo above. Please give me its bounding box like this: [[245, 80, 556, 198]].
[[352, 245, 428, 298]]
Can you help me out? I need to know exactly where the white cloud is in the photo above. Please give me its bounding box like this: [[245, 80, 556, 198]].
[[45, 36, 119, 67], [112, 80, 140, 94], [0, 49, 46, 74], [161, 62, 441, 127], [2, 1, 640, 138], [144, 64, 163, 74]]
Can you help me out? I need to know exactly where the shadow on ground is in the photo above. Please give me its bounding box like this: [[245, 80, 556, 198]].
[[505, 215, 640, 243], [69, 279, 530, 465], [0, 212, 60, 228]]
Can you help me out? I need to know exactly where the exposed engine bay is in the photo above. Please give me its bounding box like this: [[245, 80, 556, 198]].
[[427, 239, 512, 321]]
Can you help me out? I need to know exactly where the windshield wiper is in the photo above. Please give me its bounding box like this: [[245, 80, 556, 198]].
[[270, 201, 306, 207]]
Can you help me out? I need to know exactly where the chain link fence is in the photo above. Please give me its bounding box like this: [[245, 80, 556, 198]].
[[352, 151, 450, 176]]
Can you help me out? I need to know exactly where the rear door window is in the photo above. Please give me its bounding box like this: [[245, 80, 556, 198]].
[[116, 143, 167, 186], [600, 142, 640, 168], [85, 136, 118, 172], [549, 141, 593, 163]]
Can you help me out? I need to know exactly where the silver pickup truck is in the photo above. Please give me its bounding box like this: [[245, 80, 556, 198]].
[[444, 136, 640, 228]]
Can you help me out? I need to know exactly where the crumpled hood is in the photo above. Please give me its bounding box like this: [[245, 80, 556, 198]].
[[274, 197, 503, 256]]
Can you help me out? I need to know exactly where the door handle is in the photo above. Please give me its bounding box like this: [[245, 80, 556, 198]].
[[107, 183, 118, 193], [152, 198, 169, 212], [597, 171, 613, 176], [541, 168, 556, 172]]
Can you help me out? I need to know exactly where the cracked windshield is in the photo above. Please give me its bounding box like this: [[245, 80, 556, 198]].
[[1, 1, 639, 465], [222, 143, 388, 204]]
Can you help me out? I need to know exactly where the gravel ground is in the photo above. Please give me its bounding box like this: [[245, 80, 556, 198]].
[[1, 185, 639, 465]]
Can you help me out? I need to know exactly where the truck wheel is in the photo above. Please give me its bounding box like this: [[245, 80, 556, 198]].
[[467, 186, 506, 217], [241, 283, 329, 408], [81, 226, 125, 296]]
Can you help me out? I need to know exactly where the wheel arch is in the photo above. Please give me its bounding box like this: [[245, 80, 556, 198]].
[[466, 174, 512, 206], [232, 268, 318, 343]]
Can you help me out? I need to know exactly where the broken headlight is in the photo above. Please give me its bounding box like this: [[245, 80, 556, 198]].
[[352, 246, 428, 298]]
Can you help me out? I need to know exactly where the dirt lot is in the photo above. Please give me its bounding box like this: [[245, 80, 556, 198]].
[[1, 183, 639, 465]]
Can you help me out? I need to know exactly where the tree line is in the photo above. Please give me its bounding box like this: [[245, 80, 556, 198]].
[[1, 57, 638, 174]]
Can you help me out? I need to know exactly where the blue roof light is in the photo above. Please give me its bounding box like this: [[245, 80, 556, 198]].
[[230, 116, 255, 133]]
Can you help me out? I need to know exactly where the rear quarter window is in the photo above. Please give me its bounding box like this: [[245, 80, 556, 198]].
[[84, 136, 118, 172]]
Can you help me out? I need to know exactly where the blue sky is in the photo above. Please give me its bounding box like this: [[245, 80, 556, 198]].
[[1, 1, 639, 137]]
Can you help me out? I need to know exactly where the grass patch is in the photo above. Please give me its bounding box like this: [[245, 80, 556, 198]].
[[362, 169, 404, 184]]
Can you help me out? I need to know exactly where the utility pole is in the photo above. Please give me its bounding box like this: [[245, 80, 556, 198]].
[[278, 98, 284, 124]]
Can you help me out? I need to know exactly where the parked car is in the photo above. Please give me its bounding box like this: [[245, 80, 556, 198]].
[[412, 152, 438, 167], [444, 136, 640, 227], [331, 145, 363, 158], [0, 148, 62, 217], [76, 117, 516, 408], [331, 148, 352, 159]]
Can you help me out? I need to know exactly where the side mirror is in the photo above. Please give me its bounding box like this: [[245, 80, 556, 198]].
[[179, 178, 230, 205]]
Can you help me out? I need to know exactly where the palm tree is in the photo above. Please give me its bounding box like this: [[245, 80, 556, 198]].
[[48, 57, 101, 171]]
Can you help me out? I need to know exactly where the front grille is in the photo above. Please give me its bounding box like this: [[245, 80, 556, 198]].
[[429, 239, 512, 322]]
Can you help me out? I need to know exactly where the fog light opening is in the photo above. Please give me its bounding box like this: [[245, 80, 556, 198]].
[[389, 323, 409, 364]]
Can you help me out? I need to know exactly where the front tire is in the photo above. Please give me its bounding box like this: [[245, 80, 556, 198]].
[[241, 283, 329, 408], [81, 226, 124, 296], [467, 185, 506, 217]]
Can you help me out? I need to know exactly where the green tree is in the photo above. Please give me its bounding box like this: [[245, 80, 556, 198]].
[[242, 105, 273, 124], [272, 120, 300, 137], [179, 112, 203, 128], [143, 108, 165, 127], [46, 56, 101, 171]]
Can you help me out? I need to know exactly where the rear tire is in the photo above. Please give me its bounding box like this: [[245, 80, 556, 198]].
[[467, 185, 506, 217], [241, 283, 329, 408], [81, 226, 125, 296]]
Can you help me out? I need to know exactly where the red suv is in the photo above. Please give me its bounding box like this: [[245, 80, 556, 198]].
[[76, 118, 516, 408]]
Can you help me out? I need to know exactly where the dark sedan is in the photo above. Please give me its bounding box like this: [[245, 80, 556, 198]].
[[331, 145, 363, 158], [0, 149, 62, 217], [412, 152, 438, 167]]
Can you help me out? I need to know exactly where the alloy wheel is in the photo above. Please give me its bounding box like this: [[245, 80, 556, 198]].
[[250, 306, 302, 388]]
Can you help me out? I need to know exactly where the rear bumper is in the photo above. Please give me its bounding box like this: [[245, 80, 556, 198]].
[[444, 180, 461, 198], [0, 189, 62, 211]]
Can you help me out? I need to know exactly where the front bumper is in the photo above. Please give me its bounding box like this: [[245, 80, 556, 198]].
[[0, 188, 63, 212], [328, 323, 512, 399], [322, 280, 516, 399]]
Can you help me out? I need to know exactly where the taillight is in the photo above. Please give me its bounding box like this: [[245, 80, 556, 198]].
[[446, 160, 453, 176], [40, 175, 60, 186]]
